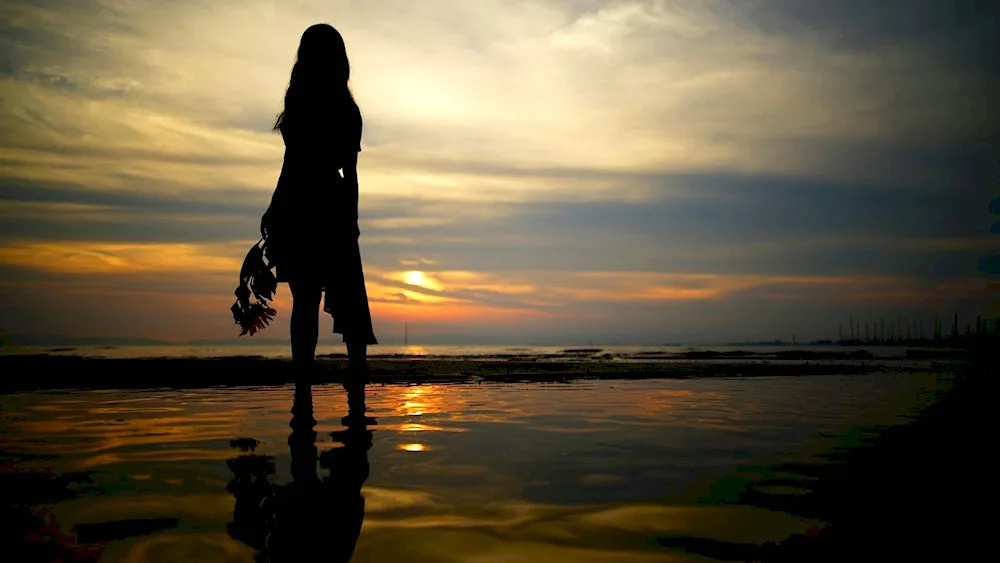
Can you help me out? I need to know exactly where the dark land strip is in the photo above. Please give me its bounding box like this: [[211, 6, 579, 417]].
[[0, 353, 959, 393]]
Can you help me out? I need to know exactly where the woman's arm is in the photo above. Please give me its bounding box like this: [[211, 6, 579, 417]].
[[342, 150, 360, 238], [261, 160, 289, 238], [262, 127, 294, 238]]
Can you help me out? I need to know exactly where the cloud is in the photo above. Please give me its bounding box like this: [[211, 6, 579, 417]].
[[736, 0, 999, 64], [0, 0, 994, 342], [3, 0, 994, 190], [0, 241, 240, 275]]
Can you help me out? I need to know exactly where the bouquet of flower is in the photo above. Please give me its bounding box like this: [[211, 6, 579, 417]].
[[231, 238, 278, 336]]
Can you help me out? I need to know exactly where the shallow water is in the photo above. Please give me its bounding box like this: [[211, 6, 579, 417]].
[[1, 373, 943, 562], [0, 342, 913, 360]]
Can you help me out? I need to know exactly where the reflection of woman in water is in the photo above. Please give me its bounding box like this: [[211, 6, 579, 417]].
[[226, 382, 373, 562], [261, 23, 377, 376]]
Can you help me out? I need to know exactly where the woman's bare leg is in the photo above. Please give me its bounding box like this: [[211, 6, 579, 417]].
[[289, 281, 321, 366], [346, 340, 367, 383]]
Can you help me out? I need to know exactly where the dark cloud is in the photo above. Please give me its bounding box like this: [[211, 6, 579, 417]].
[[0, 178, 269, 216], [0, 178, 267, 242], [0, 0, 140, 74], [362, 232, 987, 278], [979, 254, 1000, 275], [363, 134, 997, 196], [0, 215, 255, 243], [0, 264, 227, 296], [738, 0, 999, 72], [0, 139, 279, 166], [361, 169, 990, 244], [1, 168, 990, 279]]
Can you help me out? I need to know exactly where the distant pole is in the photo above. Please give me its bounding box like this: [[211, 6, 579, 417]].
[[404, 321, 408, 347]]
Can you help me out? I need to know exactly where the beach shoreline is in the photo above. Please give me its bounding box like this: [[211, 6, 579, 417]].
[[1, 353, 985, 561], [0, 352, 963, 393], [657, 358, 988, 561]]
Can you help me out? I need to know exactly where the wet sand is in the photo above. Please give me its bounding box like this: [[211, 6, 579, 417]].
[[658, 362, 988, 561], [0, 351, 959, 392]]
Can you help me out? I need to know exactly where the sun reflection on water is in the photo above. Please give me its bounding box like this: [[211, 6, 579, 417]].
[[0, 375, 946, 562], [403, 345, 427, 356], [392, 384, 446, 417]]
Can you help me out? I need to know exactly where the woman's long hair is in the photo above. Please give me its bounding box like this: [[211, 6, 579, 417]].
[[274, 23, 356, 131]]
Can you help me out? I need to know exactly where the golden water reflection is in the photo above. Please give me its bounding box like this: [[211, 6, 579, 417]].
[[403, 344, 428, 356], [0, 374, 944, 562]]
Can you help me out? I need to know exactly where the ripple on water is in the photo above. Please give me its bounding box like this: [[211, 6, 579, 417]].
[[0, 373, 944, 562]]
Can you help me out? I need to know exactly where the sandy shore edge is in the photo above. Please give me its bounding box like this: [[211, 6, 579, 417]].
[[0, 353, 962, 392]]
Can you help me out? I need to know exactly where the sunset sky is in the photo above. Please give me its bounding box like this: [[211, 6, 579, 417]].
[[0, 0, 996, 345]]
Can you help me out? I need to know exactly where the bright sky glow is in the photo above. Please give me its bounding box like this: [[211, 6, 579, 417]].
[[0, 0, 995, 344]]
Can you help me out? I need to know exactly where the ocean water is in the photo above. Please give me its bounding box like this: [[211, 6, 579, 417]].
[[0, 342, 912, 360], [1, 372, 943, 562]]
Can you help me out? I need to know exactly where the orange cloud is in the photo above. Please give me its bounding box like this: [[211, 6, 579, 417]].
[[366, 281, 463, 305], [432, 271, 537, 295], [0, 241, 241, 274], [370, 300, 549, 325], [400, 270, 446, 292], [373, 268, 536, 296], [0, 237, 987, 342], [548, 272, 868, 302]]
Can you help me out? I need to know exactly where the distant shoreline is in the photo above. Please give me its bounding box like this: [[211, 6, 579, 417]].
[[0, 352, 964, 393], [0, 345, 971, 361]]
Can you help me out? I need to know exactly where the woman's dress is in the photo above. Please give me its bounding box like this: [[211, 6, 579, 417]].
[[264, 102, 378, 345]]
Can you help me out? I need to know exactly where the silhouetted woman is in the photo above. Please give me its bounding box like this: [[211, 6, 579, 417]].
[[262, 24, 378, 376]]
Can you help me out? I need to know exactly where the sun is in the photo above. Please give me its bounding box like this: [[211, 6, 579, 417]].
[[404, 271, 428, 286], [401, 270, 443, 291]]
